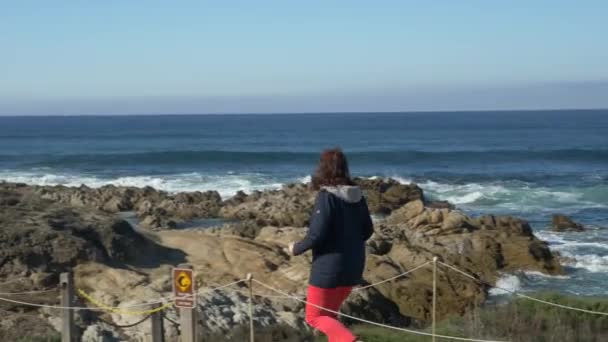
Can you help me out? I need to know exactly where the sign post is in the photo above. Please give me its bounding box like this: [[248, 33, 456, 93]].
[[173, 264, 196, 342], [60, 272, 74, 342]]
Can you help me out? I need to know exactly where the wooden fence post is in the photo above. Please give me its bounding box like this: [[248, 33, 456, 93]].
[[246, 273, 255, 342], [178, 264, 196, 342], [151, 302, 164, 342], [432, 257, 438, 342], [60, 272, 75, 342]]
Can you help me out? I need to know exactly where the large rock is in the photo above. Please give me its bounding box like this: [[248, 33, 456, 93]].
[[369, 200, 564, 321], [0, 308, 60, 341], [153, 226, 412, 336], [220, 184, 315, 227], [551, 214, 585, 232], [25, 182, 222, 230], [0, 183, 187, 340], [220, 178, 425, 227], [0, 185, 185, 282], [355, 177, 424, 214]]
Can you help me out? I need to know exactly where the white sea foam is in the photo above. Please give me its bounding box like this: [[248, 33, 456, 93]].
[[489, 274, 522, 296], [3, 170, 608, 220], [392, 176, 414, 184], [395, 176, 608, 212], [560, 252, 608, 273], [535, 231, 608, 250], [418, 181, 510, 205], [0, 171, 284, 199], [298, 175, 312, 183], [523, 271, 571, 280]]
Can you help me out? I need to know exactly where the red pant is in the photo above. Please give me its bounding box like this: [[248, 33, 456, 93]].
[[305, 285, 356, 342]]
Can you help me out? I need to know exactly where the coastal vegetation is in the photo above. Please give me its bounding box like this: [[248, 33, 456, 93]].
[[334, 293, 608, 342]]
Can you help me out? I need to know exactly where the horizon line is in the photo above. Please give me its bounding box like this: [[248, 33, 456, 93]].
[[1, 107, 607, 118]]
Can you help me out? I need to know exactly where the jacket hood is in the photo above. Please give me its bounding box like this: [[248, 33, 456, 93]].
[[322, 185, 363, 203]]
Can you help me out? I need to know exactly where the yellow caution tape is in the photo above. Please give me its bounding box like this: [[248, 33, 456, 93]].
[[77, 289, 173, 315]]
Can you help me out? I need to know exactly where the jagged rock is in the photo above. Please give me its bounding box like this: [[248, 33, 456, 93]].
[[342, 287, 411, 327], [355, 177, 424, 214], [361, 200, 563, 321], [80, 324, 121, 342], [425, 200, 455, 209], [220, 178, 424, 227], [220, 183, 315, 227], [551, 214, 585, 232], [0, 308, 60, 341], [23, 182, 222, 230], [207, 220, 262, 239], [0, 184, 187, 340], [139, 213, 178, 230]]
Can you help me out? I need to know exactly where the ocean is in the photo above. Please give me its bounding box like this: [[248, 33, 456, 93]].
[[1, 110, 607, 296]]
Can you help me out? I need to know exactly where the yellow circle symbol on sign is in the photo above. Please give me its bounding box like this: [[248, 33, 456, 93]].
[[176, 271, 192, 292]]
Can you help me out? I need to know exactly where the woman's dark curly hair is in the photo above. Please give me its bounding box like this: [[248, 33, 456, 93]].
[[311, 148, 355, 190]]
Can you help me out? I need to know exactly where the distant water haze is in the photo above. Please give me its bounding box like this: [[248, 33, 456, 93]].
[[2, 81, 608, 116]]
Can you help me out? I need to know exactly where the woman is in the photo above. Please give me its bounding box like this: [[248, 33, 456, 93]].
[[288, 148, 374, 342]]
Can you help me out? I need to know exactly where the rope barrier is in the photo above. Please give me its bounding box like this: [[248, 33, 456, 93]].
[[252, 278, 509, 342], [77, 289, 173, 315], [76, 279, 245, 315], [0, 278, 37, 286], [197, 279, 245, 296], [354, 261, 431, 292], [206, 280, 302, 299], [2, 259, 605, 342], [0, 288, 59, 295], [97, 314, 153, 329], [0, 280, 244, 312], [0, 296, 108, 311], [438, 261, 608, 316], [214, 261, 432, 300], [162, 312, 180, 327]]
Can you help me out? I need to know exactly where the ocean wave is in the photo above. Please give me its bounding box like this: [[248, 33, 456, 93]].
[[298, 175, 312, 183], [523, 271, 571, 280], [560, 252, 608, 273], [392, 178, 608, 212], [489, 274, 522, 296], [535, 231, 608, 249], [5, 169, 607, 213], [7, 148, 608, 168], [0, 171, 284, 198], [533, 231, 608, 274]]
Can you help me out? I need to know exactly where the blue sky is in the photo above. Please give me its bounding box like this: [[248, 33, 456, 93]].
[[1, 1, 607, 115]]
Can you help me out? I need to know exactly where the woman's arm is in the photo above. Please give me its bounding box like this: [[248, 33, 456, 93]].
[[292, 191, 332, 256], [362, 197, 374, 241]]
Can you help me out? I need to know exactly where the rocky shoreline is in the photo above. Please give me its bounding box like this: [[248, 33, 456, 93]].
[[0, 179, 564, 341]]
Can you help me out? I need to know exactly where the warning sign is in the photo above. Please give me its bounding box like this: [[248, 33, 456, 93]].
[[172, 267, 196, 308]]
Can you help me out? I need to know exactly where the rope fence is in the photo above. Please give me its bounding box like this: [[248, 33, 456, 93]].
[[1, 259, 606, 341], [252, 278, 508, 342], [78, 289, 173, 316], [97, 314, 153, 329], [438, 261, 608, 317], [0, 288, 58, 296], [162, 311, 180, 327]]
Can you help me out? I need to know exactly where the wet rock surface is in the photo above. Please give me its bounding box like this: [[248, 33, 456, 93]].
[[551, 214, 585, 232]]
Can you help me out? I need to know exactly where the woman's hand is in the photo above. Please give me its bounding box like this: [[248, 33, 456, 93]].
[[286, 241, 296, 256]]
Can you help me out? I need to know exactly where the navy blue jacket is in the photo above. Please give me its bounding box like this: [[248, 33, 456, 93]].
[[293, 187, 374, 288]]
